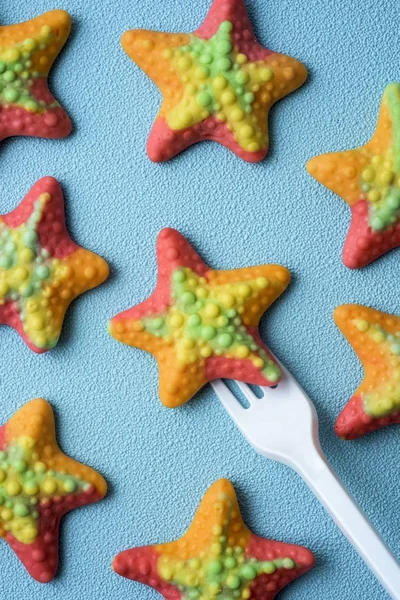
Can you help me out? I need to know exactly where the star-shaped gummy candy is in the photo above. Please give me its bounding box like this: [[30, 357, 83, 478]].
[[113, 478, 314, 599], [0, 10, 72, 143], [307, 83, 400, 268], [0, 398, 107, 582], [108, 228, 290, 407], [335, 304, 400, 439], [0, 176, 108, 352], [121, 0, 307, 162]]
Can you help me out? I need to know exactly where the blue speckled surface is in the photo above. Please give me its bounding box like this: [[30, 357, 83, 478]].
[[0, 0, 399, 598]]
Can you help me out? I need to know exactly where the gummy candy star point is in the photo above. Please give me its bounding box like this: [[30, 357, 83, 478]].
[[113, 478, 314, 600], [122, 0, 307, 162], [307, 83, 400, 268], [334, 304, 400, 439], [0, 398, 106, 582], [109, 228, 290, 407], [0, 177, 109, 352], [0, 10, 72, 142]]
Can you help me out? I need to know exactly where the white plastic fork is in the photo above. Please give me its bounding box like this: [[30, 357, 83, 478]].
[[211, 355, 400, 600]]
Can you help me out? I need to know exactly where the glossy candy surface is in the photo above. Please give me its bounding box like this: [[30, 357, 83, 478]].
[[335, 304, 400, 439], [0, 399, 107, 582], [108, 228, 290, 407], [0, 177, 109, 352], [307, 84, 400, 268], [121, 0, 307, 162], [0, 10, 72, 143], [112, 478, 314, 599]]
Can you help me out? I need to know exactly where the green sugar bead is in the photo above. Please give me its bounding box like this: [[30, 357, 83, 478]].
[[266, 368, 280, 382], [202, 325, 216, 340], [181, 291, 196, 306], [240, 565, 257, 580], [200, 53, 213, 65], [208, 559, 223, 574], [243, 92, 255, 104], [224, 556, 236, 569], [13, 459, 27, 473], [391, 342, 400, 355], [24, 230, 38, 247], [226, 574, 241, 590], [387, 190, 400, 210], [0, 255, 12, 269], [20, 283, 34, 298], [282, 558, 295, 569], [370, 215, 385, 231], [218, 333, 233, 348], [216, 39, 232, 55], [24, 99, 38, 112], [3, 88, 20, 103], [220, 21, 233, 33], [13, 502, 30, 518], [0, 61, 5, 74], [63, 478, 77, 493], [3, 71, 16, 83], [216, 57, 232, 72], [236, 71, 249, 85], [36, 265, 50, 280], [262, 561, 276, 574], [197, 91, 213, 107], [152, 317, 164, 330], [188, 314, 201, 327], [4, 240, 15, 255]]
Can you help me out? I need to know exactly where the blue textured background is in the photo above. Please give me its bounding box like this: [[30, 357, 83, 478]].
[[0, 0, 399, 598]]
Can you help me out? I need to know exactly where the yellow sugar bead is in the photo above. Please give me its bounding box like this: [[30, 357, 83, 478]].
[[218, 293, 235, 308], [13, 267, 29, 283], [362, 167, 375, 183], [182, 338, 195, 349], [22, 524, 38, 542], [200, 344, 213, 358], [239, 125, 254, 139], [41, 478, 58, 495], [368, 189, 381, 203], [19, 248, 35, 263], [256, 277, 269, 289], [236, 345, 250, 359], [6, 480, 21, 496], [236, 53, 247, 64], [260, 67, 273, 81], [24, 481, 39, 495], [355, 319, 369, 332], [0, 282, 9, 298], [170, 314, 184, 328], [213, 76, 227, 90], [204, 303, 220, 318], [379, 170, 394, 185], [372, 331, 385, 344], [371, 155, 384, 166], [1, 508, 13, 521], [253, 357, 264, 368]]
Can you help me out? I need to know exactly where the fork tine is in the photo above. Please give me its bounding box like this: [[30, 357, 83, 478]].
[[210, 380, 246, 419], [235, 382, 260, 404]]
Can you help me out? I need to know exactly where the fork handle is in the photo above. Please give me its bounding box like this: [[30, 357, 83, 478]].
[[297, 450, 400, 600]]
